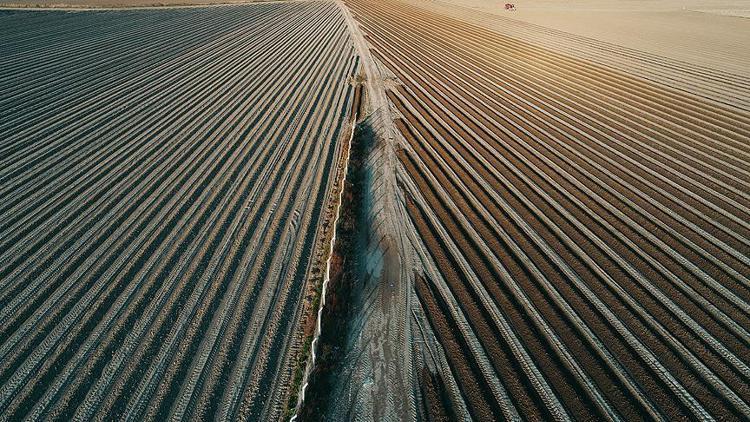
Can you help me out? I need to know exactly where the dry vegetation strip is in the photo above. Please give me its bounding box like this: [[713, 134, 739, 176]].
[[345, 0, 750, 419], [0, 3, 357, 420]]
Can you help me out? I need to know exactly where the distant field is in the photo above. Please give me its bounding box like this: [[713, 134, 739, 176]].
[[0, 0, 259, 8], [0, 2, 356, 420], [419, 0, 750, 77]]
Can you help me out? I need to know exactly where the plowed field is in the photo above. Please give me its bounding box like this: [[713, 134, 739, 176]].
[[0, 3, 358, 420], [345, 0, 750, 419]]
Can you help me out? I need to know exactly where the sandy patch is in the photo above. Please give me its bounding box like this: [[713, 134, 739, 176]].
[[420, 0, 750, 76]]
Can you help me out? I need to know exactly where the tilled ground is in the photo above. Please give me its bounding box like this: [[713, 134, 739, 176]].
[[344, 0, 750, 419], [0, 3, 357, 420]]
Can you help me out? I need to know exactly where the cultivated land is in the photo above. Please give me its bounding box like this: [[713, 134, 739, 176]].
[[310, 0, 750, 420], [2, 0, 750, 420], [0, 3, 357, 420]]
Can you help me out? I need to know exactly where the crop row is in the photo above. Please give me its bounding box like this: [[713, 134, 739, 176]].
[[345, 0, 750, 419], [0, 3, 357, 421]]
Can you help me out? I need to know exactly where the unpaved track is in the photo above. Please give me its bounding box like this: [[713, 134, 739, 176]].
[[307, 1, 418, 420], [343, 0, 750, 419], [0, 3, 357, 420]]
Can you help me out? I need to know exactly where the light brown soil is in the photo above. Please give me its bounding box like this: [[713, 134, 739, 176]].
[[409, 0, 750, 77]]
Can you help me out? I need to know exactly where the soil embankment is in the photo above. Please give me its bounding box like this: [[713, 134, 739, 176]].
[[297, 120, 374, 419]]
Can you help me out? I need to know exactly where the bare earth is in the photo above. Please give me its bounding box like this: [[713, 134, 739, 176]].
[[421, 0, 750, 76]]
